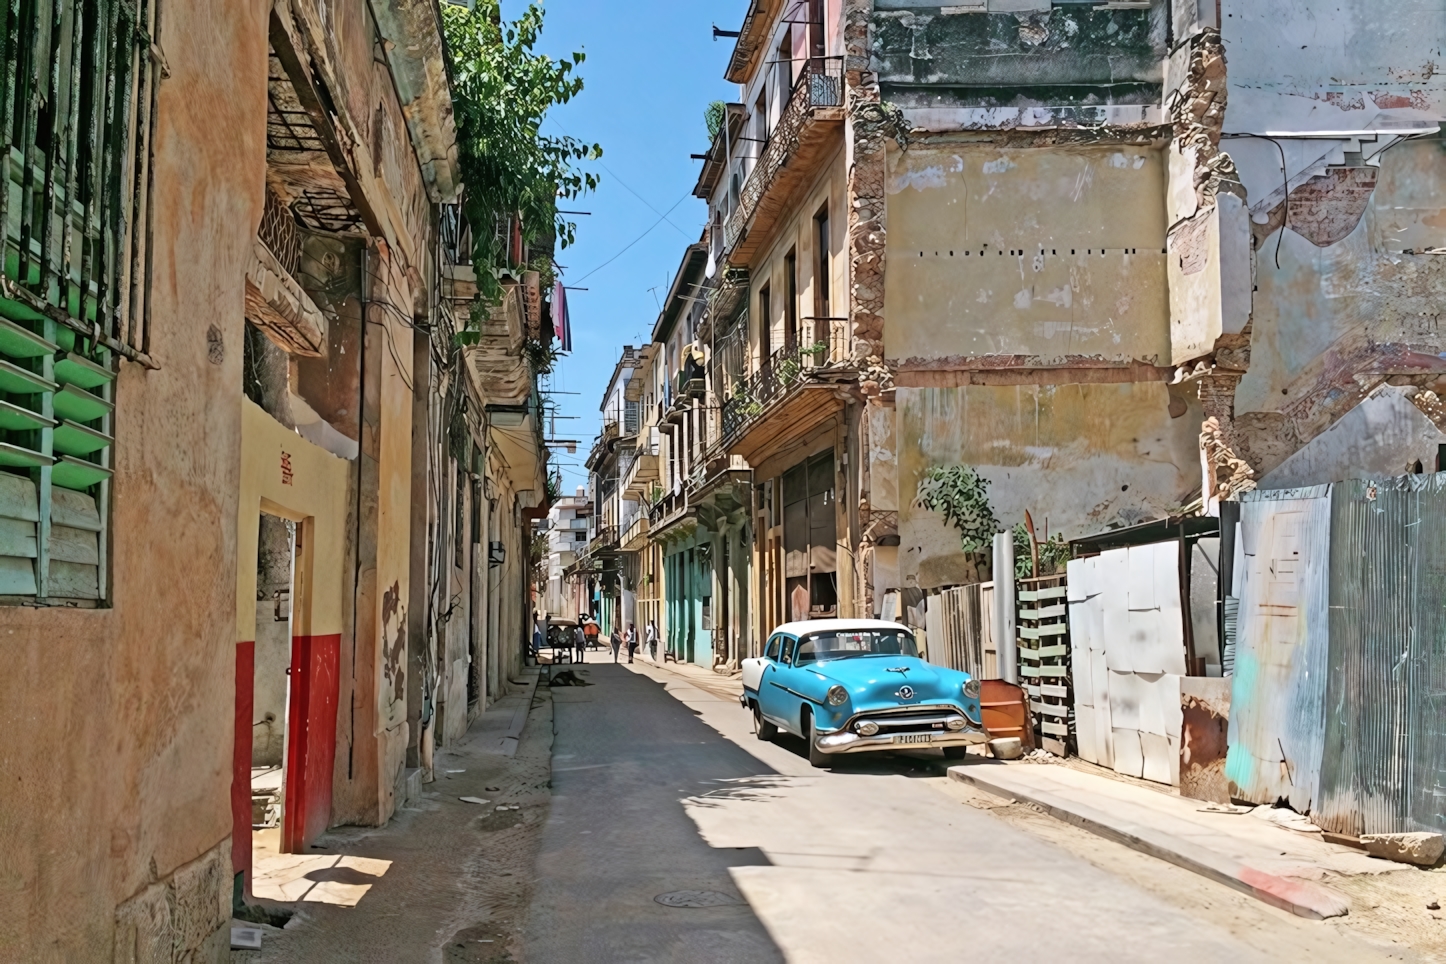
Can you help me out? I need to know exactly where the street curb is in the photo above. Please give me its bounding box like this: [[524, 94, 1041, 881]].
[[501, 671, 542, 757], [948, 766, 1351, 921]]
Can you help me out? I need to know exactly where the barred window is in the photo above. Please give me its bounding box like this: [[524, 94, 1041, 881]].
[[0, 0, 161, 604]]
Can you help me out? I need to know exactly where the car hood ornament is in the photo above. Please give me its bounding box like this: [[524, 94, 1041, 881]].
[[896, 685, 915, 700]]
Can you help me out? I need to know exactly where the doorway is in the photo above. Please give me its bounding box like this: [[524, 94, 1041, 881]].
[[251, 512, 296, 869]]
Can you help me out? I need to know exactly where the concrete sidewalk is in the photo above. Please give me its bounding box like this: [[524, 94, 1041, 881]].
[[949, 760, 1402, 920], [236, 671, 552, 962]]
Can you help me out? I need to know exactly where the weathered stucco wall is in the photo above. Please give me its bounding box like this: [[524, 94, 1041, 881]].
[[1235, 139, 1446, 474], [1220, 0, 1446, 135], [747, 145, 847, 367], [872, 4, 1165, 108], [0, 1, 269, 960], [1259, 386, 1446, 489], [896, 382, 1202, 588], [883, 142, 1169, 367]]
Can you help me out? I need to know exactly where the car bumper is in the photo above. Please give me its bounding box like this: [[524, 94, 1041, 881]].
[[814, 725, 990, 755]]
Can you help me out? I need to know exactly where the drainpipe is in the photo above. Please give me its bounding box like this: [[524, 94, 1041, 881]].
[[992, 532, 1017, 683]]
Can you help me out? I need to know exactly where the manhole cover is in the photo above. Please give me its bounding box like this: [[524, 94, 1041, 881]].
[[654, 890, 740, 908]]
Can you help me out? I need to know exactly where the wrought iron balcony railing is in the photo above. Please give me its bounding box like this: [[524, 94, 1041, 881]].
[[723, 57, 843, 253], [720, 317, 850, 442]]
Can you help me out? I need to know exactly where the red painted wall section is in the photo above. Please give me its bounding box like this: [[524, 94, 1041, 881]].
[[233, 641, 255, 891], [283, 633, 342, 851]]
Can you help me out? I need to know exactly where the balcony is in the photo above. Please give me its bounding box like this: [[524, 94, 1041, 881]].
[[723, 58, 844, 266], [619, 437, 660, 500], [720, 317, 853, 462]]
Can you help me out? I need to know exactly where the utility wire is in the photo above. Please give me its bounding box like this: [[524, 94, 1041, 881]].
[[570, 192, 692, 285], [548, 117, 696, 241]]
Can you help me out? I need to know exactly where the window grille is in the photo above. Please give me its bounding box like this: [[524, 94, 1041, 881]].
[[0, 0, 159, 603], [258, 190, 301, 277]]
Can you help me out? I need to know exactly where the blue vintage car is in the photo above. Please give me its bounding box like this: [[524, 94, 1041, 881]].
[[739, 619, 988, 768]]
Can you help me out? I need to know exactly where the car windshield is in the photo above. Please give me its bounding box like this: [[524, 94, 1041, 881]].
[[795, 631, 918, 664]]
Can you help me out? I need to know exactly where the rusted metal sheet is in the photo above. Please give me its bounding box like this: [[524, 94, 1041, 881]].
[[1315, 473, 1446, 836], [980, 679, 1033, 751], [1180, 677, 1232, 804], [1225, 484, 1332, 813]]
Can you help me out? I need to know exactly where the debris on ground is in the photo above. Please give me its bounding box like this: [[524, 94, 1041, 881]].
[[548, 670, 590, 686], [1360, 832, 1445, 866], [459, 797, 490, 805], [231, 926, 264, 950], [990, 737, 1025, 760], [1249, 804, 1324, 834]]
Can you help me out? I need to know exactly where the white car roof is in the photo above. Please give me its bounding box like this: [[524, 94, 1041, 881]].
[[768, 618, 913, 638]]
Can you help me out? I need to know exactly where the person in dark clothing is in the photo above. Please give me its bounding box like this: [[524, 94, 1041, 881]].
[[573, 623, 587, 663]]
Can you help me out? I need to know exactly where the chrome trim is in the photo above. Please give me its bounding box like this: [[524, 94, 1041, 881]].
[[842, 703, 983, 729], [849, 712, 964, 729], [815, 725, 989, 754], [767, 680, 824, 705]]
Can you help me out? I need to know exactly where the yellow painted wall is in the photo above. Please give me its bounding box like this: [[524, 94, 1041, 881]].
[[747, 145, 847, 367], [236, 398, 351, 644], [0, 1, 267, 957], [883, 143, 1169, 365], [375, 307, 415, 737], [896, 383, 1201, 588]]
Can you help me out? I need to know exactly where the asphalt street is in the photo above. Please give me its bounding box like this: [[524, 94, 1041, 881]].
[[522, 660, 1400, 964]]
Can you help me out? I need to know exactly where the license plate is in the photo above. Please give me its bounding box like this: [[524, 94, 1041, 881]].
[[892, 733, 934, 745]]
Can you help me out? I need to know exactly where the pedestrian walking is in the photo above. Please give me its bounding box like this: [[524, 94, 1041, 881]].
[[530, 612, 543, 663], [573, 623, 587, 663], [610, 627, 622, 662], [646, 620, 658, 661], [626, 623, 638, 663]]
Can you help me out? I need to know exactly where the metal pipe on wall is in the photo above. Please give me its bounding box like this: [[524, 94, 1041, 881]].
[[992, 532, 1018, 684]]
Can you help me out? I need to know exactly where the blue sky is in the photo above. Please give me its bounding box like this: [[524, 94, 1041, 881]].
[[502, 0, 746, 494]]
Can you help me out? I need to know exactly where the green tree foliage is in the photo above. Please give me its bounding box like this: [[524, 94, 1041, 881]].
[[705, 100, 727, 140], [913, 465, 999, 554], [916, 465, 1072, 576], [442, 1, 601, 333]]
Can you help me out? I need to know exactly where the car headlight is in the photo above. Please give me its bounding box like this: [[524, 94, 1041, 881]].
[[826, 684, 848, 706], [855, 720, 880, 736], [963, 678, 981, 700]]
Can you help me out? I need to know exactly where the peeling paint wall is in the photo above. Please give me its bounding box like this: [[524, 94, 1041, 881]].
[[884, 142, 1170, 367], [896, 382, 1202, 588], [0, 0, 268, 959], [872, 4, 1166, 110], [1235, 138, 1446, 479]]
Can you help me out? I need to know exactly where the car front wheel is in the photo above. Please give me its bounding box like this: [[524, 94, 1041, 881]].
[[803, 709, 833, 769], [942, 745, 969, 760], [753, 703, 777, 741]]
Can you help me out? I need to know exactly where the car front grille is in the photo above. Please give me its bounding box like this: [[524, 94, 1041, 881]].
[[851, 705, 961, 734]]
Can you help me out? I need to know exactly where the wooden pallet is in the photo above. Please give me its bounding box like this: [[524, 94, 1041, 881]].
[[1017, 575, 1072, 756]]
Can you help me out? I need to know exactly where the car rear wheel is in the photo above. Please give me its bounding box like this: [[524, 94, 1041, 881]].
[[752, 703, 777, 741], [803, 709, 833, 769]]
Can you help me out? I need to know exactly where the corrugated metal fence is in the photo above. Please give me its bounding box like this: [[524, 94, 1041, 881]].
[[1317, 474, 1446, 835], [1228, 475, 1446, 835], [1225, 485, 1333, 815]]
